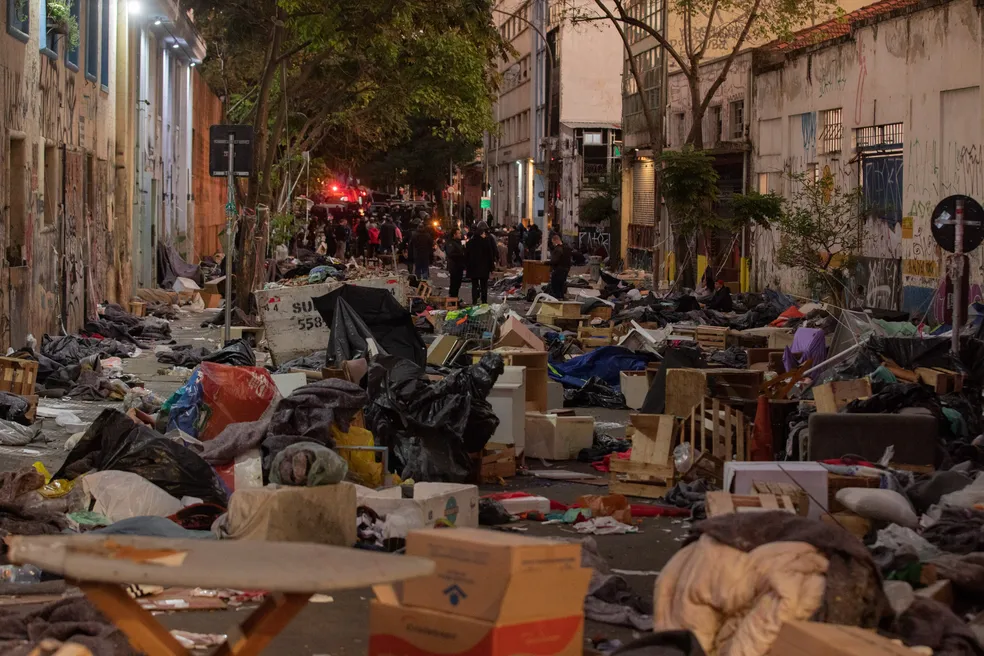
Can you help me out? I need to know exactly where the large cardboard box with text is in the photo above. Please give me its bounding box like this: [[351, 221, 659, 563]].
[[369, 528, 591, 656]]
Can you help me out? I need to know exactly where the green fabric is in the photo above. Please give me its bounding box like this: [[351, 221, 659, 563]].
[[942, 407, 968, 437], [869, 366, 898, 384], [873, 319, 918, 337]]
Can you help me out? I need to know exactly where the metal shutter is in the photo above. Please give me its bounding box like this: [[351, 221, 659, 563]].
[[631, 160, 655, 225]]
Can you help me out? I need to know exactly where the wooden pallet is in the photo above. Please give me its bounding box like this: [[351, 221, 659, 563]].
[[706, 491, 798, 517], [751, 481, 809, 516], [608, 459, 672, 498], [587, 305, 613, 321], [683, 397, 749, 461], [696, 326, 729, 350], [578, 326, 614, 349], [916, 367, 965, 394], [0, 357, 38, 396]]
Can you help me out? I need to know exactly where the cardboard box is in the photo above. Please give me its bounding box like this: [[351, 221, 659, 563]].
[[369, 600, 585, 656], [525, 412, 594, 460], [724, 461, 829, 518], [355, 483, 479, 528], [620, 370, 650, 410], [404, 528, 587, 622], [769, 620, 919, 655]]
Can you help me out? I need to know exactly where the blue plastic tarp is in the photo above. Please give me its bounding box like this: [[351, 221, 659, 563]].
[[548, 346, 656, 389]]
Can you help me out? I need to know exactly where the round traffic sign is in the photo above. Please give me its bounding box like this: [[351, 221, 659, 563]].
[[930, 195, 984, 253]]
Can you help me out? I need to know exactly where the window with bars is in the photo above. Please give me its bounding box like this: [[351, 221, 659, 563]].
[[854, 122, 904, 150], [729, 100, 744, 140], [818, 108, 843, 153]]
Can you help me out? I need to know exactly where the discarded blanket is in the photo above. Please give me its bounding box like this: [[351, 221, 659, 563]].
[[654, 533, 828, 656], [581, 536, 653, 631], [0, 597, 136, 656], [690, 511, 888, 629], [0, 502, 67, 539], [549, 346, 656, 389], [921, 506, 984, 554], [269, 442, 349, 486]]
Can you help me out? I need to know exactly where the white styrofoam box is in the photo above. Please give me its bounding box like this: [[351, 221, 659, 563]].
[[354, 482, 479, 528], [497, 495, 551, 515], [498, 365, 526, 386], [547, 380, 565, 411], [724, 461, 829, 518], [271, 372, 307, 397], [489, 382, 526, 451]]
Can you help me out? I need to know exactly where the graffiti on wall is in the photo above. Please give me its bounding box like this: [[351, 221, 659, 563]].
[[578, 231, 611, 255], [862, 156, 904, 225], [847, 256, 902, 310]]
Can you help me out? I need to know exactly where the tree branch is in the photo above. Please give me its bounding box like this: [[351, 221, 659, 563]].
[[611, 7, 691, 77], [697, 0, 721, 59]]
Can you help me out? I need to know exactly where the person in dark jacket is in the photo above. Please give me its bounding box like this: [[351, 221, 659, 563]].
[[379, 216, 397, 259], [507, 225, 522, 265], [333, 219, 349, 259], [355, 219, 370, 261], [548, 233, 572, 299], [411, 223, 434, 280], [445, 228, 467, 299], [706, 279, 734, 312], [465, 222, 496, 305], [525, 222, 543, 260]]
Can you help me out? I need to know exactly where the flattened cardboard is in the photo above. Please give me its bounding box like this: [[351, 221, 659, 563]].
[[404, 529, 587, 622]]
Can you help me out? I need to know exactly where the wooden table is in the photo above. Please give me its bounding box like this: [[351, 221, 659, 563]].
[[7, 535, 435, 656]]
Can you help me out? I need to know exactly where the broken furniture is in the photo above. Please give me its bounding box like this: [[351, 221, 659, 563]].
[[620, 370, 650, 410], [807, 412, 937, 466], [522, 260, 551, 291], [0, 356, 38, 423], [489, 366, 526, 451], [664, 368, 763, 417], [6, 534, 435, 656], [608, 414, 678, 499], [682, 397, 751, 463]]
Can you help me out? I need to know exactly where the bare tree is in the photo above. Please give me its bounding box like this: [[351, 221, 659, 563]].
[[563, 0, 833, 149]]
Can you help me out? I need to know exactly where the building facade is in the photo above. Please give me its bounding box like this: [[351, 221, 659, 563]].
[[486, 0, 623, 238], [749, 0, 981, 317], [0, 0, 219, 351]]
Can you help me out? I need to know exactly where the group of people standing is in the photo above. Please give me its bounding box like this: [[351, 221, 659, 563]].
[[440, 221, 571, 306]]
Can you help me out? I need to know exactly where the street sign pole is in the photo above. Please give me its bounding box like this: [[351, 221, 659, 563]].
[[224, 134, 236, 344], [952, 198, 965, 354]]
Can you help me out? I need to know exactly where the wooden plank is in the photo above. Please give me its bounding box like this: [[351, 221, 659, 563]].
[[609, 459, 673, 481], [629, 414, 676, 466], [813, 379, 872, 413], [706, 491, 735, 516], [609, 480, 669, 499], [80, 582, 187, 655], [711, 399, 721, 458], [736, 412, 745, 461], [724, 404, 733, 460], [759, 494, 779, 510]]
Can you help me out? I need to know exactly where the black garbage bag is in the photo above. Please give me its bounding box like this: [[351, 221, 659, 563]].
[[564, 377, 626, 409], [53, 409, 227, 506], [366, 352, 503, 482], [314, 284, 426, 368], [0, 392, 30, 425], [328, 297, 389, 365], [708, 346, 748, 369], [479, 498, 514, 526], [202, 338, 256, 367]]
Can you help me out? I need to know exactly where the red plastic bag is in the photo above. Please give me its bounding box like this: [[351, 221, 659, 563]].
[[197, 362, 279, 440]]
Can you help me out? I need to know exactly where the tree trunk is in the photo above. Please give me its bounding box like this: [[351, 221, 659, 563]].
[[686, 75, 704, 149]]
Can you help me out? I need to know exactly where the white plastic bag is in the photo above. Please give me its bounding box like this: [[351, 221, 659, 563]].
[[940, 471, 984, 508], [836, 488, 918, 528], [82, 471, 183, 523]]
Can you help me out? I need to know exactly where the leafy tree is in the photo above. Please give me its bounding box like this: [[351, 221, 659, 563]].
[[730, 191, 782, 229], [579, 171, 622, 227], [187, 0, 508, 308], [359, 121, 480, 200], [774, 171, 864, 305]]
